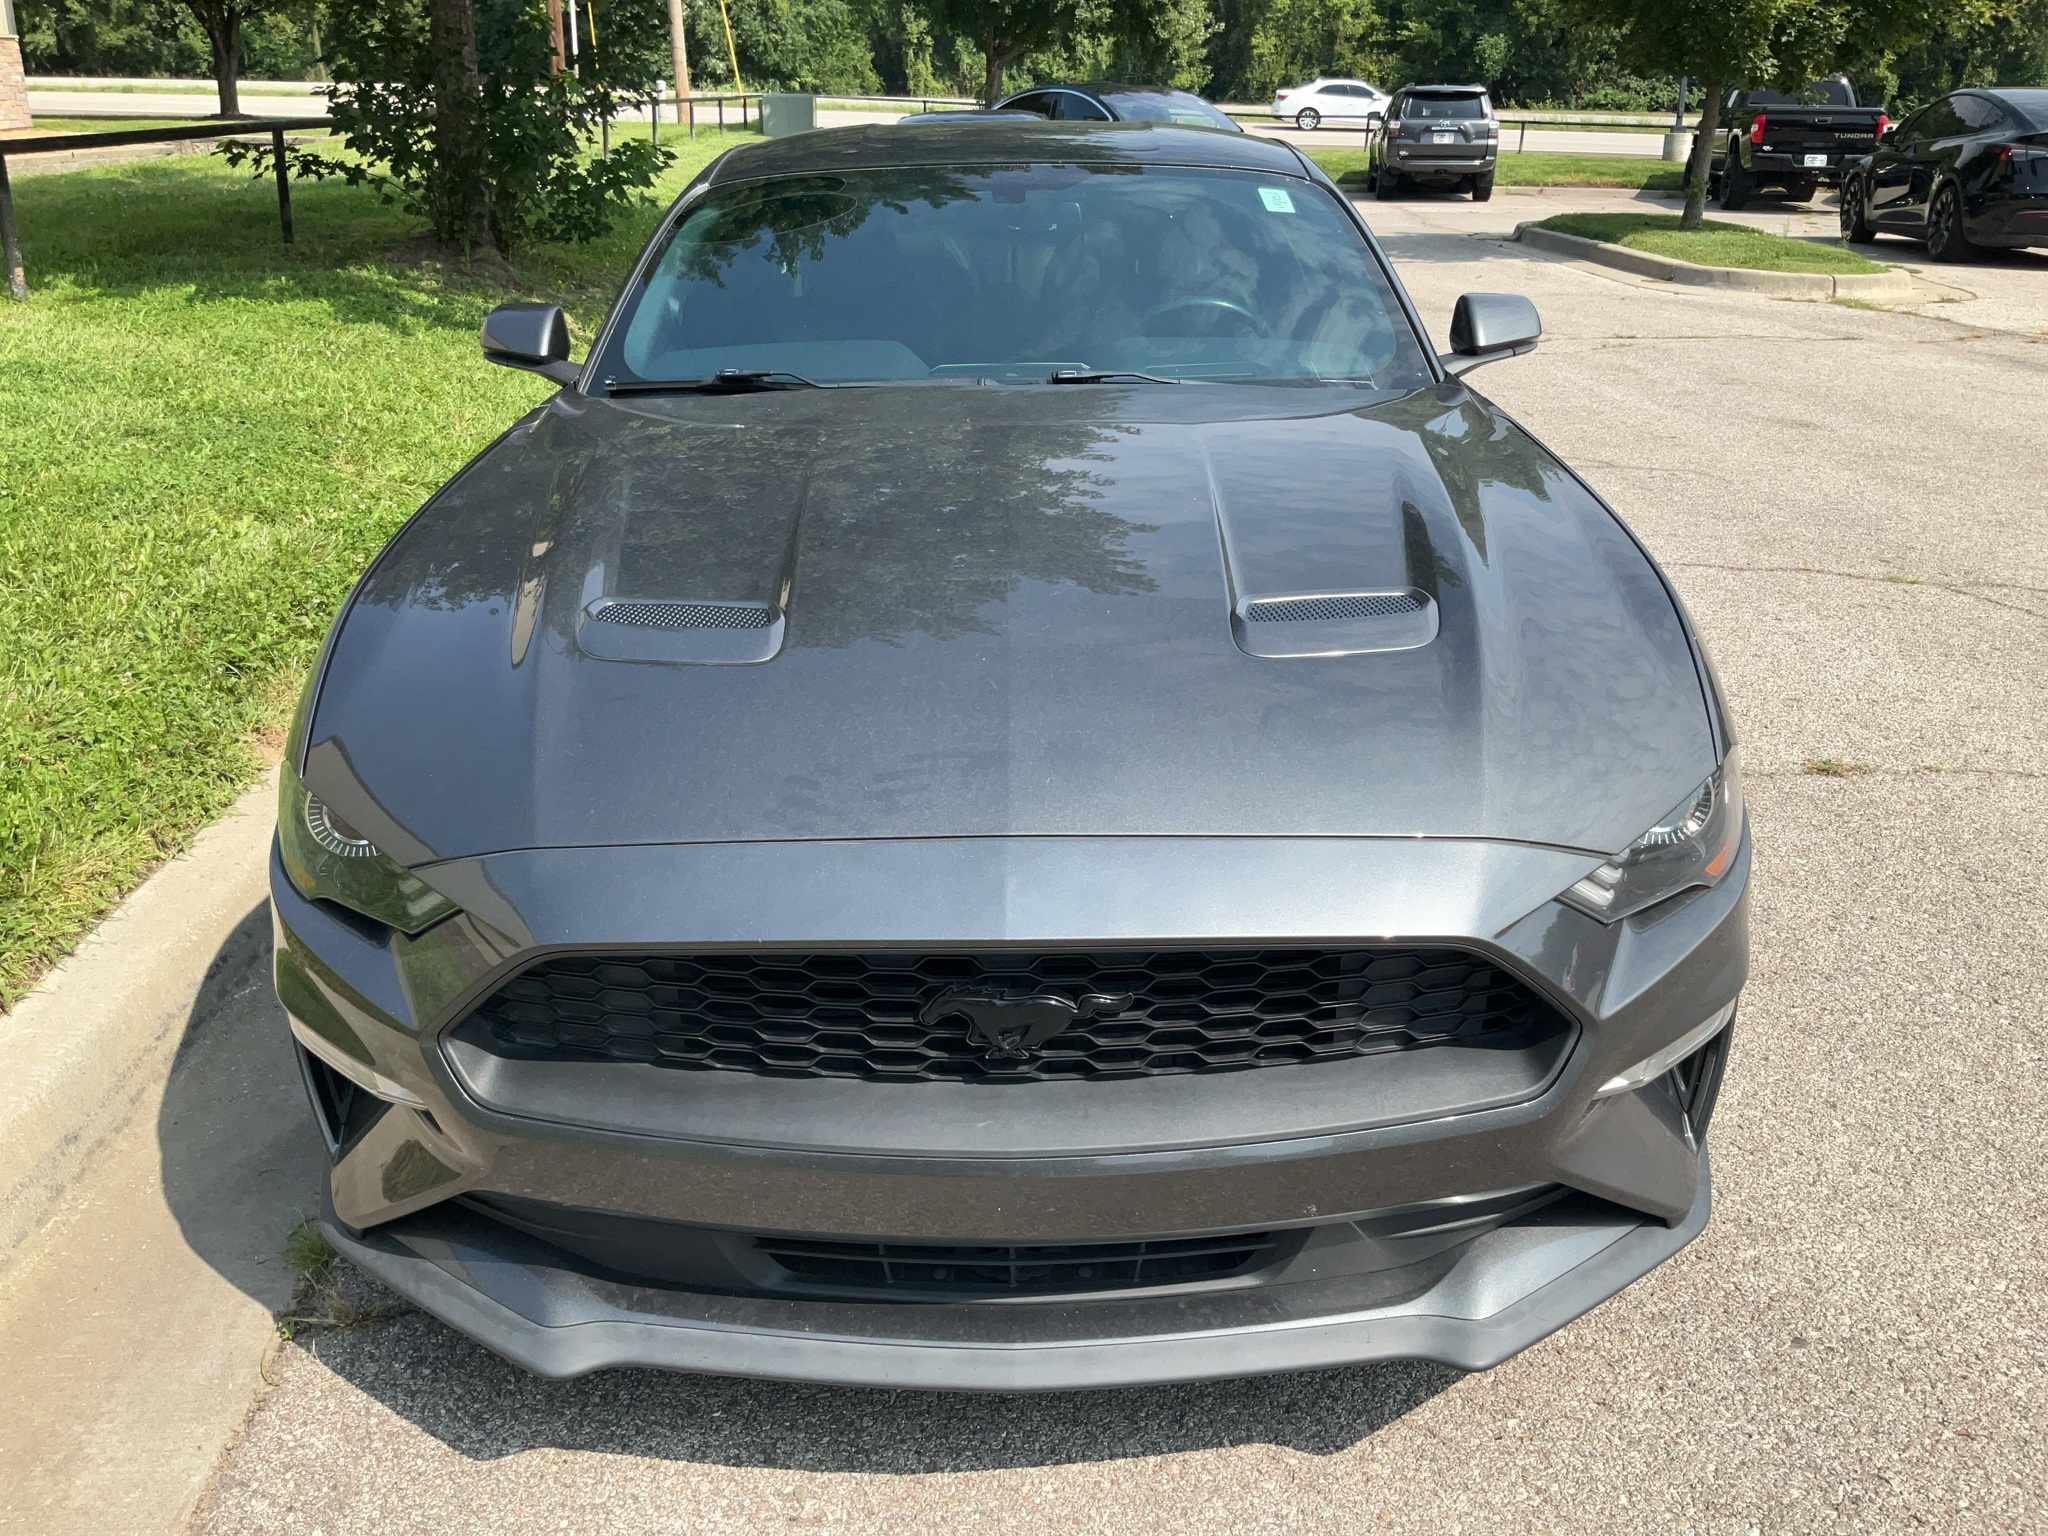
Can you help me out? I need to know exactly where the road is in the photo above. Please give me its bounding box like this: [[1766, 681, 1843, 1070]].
[[21, 86, 1670, 158], [147, 188, 2048, 1535]]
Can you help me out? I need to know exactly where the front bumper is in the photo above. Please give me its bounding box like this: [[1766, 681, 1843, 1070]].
[[322, 1159, 1711, 1388], [277, 830, 1748, 1387]]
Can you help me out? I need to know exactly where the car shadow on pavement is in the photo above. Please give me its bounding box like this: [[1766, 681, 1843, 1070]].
[[157, 900, 330, 1314], [281, 1299, 1464, 1468]]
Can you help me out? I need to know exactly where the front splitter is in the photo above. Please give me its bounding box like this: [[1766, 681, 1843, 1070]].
[[322, 1156, 1710, 1390]]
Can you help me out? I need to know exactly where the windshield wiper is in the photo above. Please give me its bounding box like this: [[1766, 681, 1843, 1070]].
[[1045, 369, 1182, 385], [606, 368, 825, 395]]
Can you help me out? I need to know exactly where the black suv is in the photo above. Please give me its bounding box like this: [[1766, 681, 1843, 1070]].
[[1368, 86, 1499, 201], [1841, 88, 2048, 260]]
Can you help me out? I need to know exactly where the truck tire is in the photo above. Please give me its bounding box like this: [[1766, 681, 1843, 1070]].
[[1925, 183, 1985, 263], [1785, 177, 1819, 203], [1471, 172, 1494, 202], [1717, 145, 1752, 210], [1839, 175, 1877, 243], [1376, 169, 1402, 200]]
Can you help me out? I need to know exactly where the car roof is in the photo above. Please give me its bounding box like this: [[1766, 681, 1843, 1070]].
[[1399, 84, 1489, 96], [704, 121, 1307, 183], [1983, 87, 2048, 127]]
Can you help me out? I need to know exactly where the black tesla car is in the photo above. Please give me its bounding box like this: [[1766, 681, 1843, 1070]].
[[276, 121, 1749, 1389], [1841, 87, 2048, 259], [996, 82, 1242, 132]]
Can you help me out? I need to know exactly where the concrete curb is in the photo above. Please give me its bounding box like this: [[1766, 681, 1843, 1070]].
[[0, 770, 279, 1276], [1513, 220, 1914, 299]]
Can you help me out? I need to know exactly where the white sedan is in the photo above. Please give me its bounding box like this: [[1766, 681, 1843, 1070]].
[[1270, 79, 1390, 131]]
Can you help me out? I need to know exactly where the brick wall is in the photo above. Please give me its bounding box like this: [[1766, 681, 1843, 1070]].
[[0, 31, 29, 133]]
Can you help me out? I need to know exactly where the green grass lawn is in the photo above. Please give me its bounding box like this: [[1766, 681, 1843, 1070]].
[[0, 127, 757, 1004], [1535, 212, 1885, 273], [1305, 148, 1684, 192]]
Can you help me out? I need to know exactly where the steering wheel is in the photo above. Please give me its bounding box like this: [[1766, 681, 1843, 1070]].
[[1137, 297, 1272, 338]]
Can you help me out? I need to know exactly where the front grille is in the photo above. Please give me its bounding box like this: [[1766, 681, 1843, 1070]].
[[1245, 592, 1420, 623], [454, 947, 1566, 1083], [757, 1231, 1282, 1296], [595, 601, 775, 630]]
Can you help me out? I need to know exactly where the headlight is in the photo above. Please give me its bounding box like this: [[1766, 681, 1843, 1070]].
[[278, 762, 456, 934], [1561, 749, 1744, 923]]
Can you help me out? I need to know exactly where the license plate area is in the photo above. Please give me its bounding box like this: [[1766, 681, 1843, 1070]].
[[1802, 153, 1828, 168], [1432, 132, 1456, 143]]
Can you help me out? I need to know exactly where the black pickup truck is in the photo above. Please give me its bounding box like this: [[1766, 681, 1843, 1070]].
[[1712, 76, 1889, 207]]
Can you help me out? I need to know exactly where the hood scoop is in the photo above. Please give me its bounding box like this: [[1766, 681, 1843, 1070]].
[[579, 598, 785, 665], [1234, 588, 1437, 658], [1203, 414, 1445, 662]]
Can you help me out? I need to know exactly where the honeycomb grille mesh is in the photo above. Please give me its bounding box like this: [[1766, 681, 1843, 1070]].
[[1245, 592, 1421, 624], [596, 601, 775, 630], [757, 1231, 1282, 1296], [456, 947, 1564, 1084]]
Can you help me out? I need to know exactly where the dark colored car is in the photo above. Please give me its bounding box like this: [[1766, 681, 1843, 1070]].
[[996, 82, 1242, 132], [1712, 76, 1888, 208], [1841, 88, 2048, 260], [278, 121, 1748, 1390], [1367, 85, 1499, 200]]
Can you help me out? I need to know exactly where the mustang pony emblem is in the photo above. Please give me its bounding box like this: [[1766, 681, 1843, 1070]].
[[919, 988, 1134, 1059]]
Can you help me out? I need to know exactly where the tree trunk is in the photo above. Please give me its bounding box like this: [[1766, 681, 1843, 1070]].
[[427, 0, 490, 251], [199, 5, 244, 117], [545, 0, 565, 75], [1682, 77, 1725, 231], [980, 29, 1016, 107], [667, 0, 690, 119]]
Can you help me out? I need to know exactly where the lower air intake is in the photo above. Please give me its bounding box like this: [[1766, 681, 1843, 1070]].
[[757, 1231, 1282, 1296]]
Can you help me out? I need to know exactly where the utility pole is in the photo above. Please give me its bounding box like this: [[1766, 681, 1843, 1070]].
[[545, 0, 564, 74], [666, 0, 690, 121]]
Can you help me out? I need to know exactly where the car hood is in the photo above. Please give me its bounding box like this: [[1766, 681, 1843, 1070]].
[[307, 384, 1714, 862]]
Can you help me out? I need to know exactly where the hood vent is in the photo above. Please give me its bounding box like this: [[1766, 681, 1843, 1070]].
[[1245, 592, 1422, 624], [1232, 589, 1437, 660], [579, 598, 785, 666], [598, 600, 776, 631]]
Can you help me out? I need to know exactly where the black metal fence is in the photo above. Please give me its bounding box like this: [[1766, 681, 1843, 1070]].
[[0, 117, 330, 300]]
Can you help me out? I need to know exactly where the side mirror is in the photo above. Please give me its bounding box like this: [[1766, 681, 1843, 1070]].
[[1441, 292, 1541, 376], [1879, 126, 1897, 144], [1365, 111, 1384, 129], [480, 302, 580, 385]]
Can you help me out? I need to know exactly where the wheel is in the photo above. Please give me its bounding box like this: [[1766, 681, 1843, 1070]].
[[1472, 172, 1494, 203], [1375, 169, 1402, 201], [1717, 144, 1752, 210], [1840, 175, 1876, 243], [1785, 177, 1818, 203], [1925, 183, 1984, 262], [1294, 108, 1321, 131]]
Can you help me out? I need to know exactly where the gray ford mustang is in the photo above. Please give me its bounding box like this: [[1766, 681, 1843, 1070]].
[[275, 121, 1748, 1389]]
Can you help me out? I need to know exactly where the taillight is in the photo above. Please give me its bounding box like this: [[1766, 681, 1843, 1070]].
[[1750, 113, 1766, 146], [1875, 112, 1889, 141]]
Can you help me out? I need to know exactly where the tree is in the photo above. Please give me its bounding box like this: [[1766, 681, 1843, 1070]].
[[1568, 0, 1847, 228], [152, 0, 315, 114], [228, 0, 672, 251], [911, 0, 1082, 102]]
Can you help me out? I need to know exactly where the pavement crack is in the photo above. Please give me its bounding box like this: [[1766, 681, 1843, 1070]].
[[1665, 562, 2048, 620]]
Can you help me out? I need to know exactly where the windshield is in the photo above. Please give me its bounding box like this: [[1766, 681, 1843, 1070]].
[[1101, 90, 1239, 131], [601, 165, 1432, 389], [1403, 94, 1487, 120]]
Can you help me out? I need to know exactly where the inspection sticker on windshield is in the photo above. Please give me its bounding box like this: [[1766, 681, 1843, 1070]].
[[1258, 187, 1297, 214]]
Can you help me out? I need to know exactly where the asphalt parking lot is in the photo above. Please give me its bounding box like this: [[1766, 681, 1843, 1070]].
[[181, 190, 2048, 1535]]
